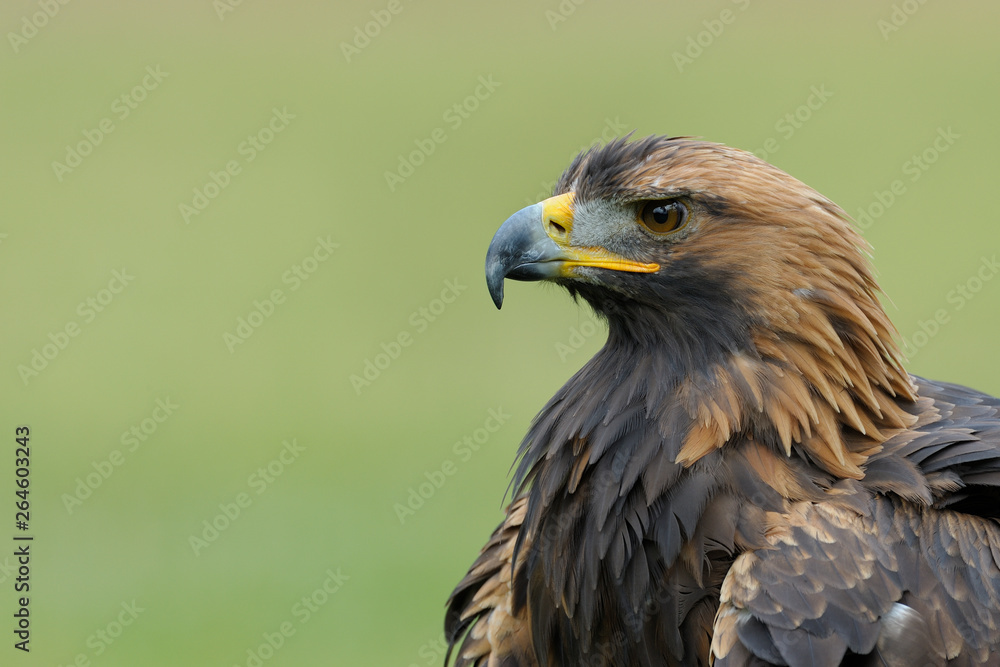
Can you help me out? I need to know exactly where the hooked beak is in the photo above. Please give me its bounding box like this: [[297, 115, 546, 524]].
[[485, 192, 659, 308]]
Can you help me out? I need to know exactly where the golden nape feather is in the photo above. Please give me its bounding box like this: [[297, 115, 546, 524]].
[[446, 136, 1000, 666]]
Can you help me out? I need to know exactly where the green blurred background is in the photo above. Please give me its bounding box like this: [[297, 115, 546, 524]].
[[1, 1, 998, 664]]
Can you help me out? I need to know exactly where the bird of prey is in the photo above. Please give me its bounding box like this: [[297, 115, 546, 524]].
[[445, 136, 1000, 666]]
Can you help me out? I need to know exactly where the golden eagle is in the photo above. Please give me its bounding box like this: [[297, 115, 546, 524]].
[[446, 136, 1000, 666]]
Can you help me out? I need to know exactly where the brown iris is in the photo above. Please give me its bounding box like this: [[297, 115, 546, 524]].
[[639, 199, 688, 235]]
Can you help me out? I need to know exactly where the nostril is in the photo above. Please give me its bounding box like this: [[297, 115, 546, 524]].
[[548, 220, 566, 237]]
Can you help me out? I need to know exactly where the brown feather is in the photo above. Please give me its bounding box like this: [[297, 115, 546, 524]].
[[446, 497, 536, 667]]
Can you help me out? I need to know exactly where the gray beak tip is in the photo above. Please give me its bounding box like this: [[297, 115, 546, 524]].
[[484, 202, 556, 310], [487, 274, 505, 309]]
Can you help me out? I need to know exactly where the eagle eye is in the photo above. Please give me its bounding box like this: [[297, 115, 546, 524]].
[[639, 199, 688, 235]]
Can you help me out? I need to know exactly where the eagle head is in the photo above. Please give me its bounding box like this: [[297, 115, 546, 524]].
[[486, 135, 918, 478]]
